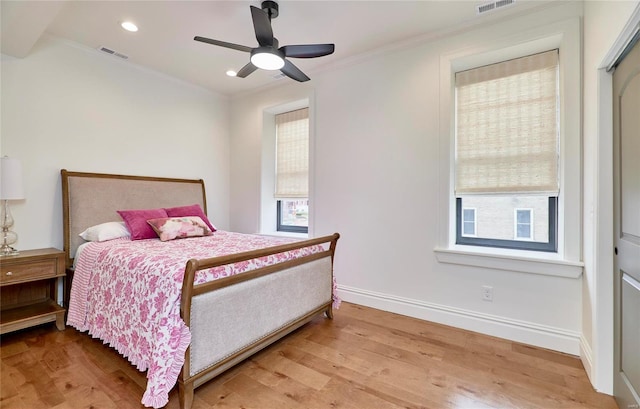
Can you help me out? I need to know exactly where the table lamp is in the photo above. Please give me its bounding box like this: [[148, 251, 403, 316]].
[[1, 156, 24, 256]]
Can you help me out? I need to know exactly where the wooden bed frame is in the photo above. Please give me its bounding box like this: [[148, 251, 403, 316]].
[[61, 170, 339, 409]]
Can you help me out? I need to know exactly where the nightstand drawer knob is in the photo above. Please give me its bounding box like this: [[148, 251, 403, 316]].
[[6, 271, 13, 276]]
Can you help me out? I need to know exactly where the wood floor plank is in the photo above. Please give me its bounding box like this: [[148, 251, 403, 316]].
[[0, 302, 618, 409], [12, 354, 66, 407], [223, 373, 308, 409], [50, 402, 75, 409], [253, 349, 331, 391], [339, 303, 471, 349], [0, 341, 29, 360], [0, 363, 21, 403], [280, 342, 449, 409], [307, 377, 410, 409], [0, 395, 27, 409]]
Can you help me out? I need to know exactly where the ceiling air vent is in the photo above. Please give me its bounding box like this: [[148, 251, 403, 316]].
[[97, 46, 129, 60], [477, 0, 515, 15]]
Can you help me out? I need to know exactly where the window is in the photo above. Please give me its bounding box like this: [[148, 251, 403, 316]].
[[277, 199, 308, 233], [462, 208, 476, 237], [275, 108, 309, 233], [454, 50, 558, 252], [515, 208, 533, 240]]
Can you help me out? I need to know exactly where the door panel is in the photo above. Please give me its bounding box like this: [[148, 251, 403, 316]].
[[622, 274, 640, 394], [620, 70, 640, 251], [614, 31, 640, 409]]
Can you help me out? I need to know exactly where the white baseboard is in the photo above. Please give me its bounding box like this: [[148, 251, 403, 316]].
[[337, 285, 581, 355], [580, 334, 594, 382]]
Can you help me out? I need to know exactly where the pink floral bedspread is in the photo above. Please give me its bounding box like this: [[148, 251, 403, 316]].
[[67, 231, 335, 408]]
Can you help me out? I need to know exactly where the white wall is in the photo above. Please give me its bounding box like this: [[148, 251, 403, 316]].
[[1, 35, 230, 251], [230, 2, 585, 355], [582, 0, 639, 394]]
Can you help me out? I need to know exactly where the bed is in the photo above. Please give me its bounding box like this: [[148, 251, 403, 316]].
[[61, 170, 340, 409]]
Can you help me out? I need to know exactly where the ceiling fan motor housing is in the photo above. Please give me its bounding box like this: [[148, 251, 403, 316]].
[[262, 1, 279, 20]]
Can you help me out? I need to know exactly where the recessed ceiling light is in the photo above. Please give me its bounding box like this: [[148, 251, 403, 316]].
[[120, 21, 138, 32], [226, 70, 237, 77]]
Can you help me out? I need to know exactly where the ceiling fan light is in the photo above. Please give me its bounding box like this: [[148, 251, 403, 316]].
[[120, 21, 138, 32], [251, 51, 285, 70]]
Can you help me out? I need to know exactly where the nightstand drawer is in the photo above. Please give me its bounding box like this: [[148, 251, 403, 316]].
[[0, 260, 58, 285]]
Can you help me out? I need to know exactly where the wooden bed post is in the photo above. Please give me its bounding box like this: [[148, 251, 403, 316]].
[[178, 258, 199, 409], [325, 233, 340, 319], [178, 380, 195, 409], [325, 305, 334, 319]]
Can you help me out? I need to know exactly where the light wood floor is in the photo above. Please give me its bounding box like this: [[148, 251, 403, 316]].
[[1, 302, 618, 409]]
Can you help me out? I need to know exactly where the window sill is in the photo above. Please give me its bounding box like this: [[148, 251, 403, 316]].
[[433, 246, 583, 278], [259, 231, 309, 239]]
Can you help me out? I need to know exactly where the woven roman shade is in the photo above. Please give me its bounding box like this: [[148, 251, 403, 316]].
[[275, 108, 309, 198], [455, 50, 559, 195]]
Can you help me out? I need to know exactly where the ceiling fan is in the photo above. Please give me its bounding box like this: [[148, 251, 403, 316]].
[[194, 1, 335, 82]]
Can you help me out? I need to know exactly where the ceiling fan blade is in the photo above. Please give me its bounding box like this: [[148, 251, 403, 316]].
[[194, 36, 252, 53], [281, 60, 310, 82], [236, 62, 258, 78], [250, 6, 273, 47], [280, 44, 335, 59]]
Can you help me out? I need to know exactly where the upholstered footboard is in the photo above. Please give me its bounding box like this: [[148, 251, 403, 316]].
[[177, 234, 339, 409]]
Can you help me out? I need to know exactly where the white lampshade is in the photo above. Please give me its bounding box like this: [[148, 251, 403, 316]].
[[0, 157, 24, 200]]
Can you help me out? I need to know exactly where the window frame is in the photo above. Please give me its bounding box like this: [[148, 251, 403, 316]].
[[435, 18, 582, 276], [260, 97, 312, 237], [452, 49, 560, 254], [274, 107, 309, 234]]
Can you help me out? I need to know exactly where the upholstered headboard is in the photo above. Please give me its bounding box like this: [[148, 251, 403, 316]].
[[61, 169, 207, 268]]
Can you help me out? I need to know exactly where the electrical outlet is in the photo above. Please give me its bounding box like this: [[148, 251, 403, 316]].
[[482, 285, 493, 302]]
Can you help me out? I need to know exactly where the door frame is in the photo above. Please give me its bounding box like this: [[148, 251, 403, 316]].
[[594, 5, 640, 394]]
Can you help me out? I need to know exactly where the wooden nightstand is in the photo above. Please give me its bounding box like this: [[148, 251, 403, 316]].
[[0, 248, 66, 334]]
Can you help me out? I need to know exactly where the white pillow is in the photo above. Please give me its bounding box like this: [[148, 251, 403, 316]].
[[79, 221, 130, 242]]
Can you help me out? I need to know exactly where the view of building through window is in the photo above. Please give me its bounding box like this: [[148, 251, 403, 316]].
[[462, 208, 476, 236], [460, 196, 549, 243], [515, 208, 533, 240], [279, 199, 309, 228]]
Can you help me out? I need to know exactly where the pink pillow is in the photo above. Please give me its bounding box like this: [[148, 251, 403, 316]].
[[117, 208, 168, 240], [164, 204, 216, 232], [147, 216, 213, 241]]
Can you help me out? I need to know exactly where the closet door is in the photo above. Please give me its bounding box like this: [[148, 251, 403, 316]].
[[613, 32, 640, 409]]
